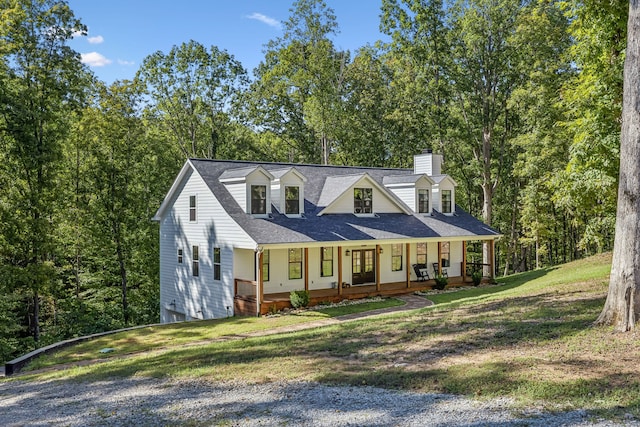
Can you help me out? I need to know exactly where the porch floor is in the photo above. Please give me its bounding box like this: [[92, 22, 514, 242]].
[[235, 277, 470, 316]]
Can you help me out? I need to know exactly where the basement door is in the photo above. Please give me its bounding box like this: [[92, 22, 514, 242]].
[[352, 249, 376, 285]]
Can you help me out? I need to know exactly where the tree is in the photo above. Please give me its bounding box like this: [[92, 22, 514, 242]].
[[595, 0, 640, 332], [380, 0, 451, 166], [137, 40, 248, 159], [556, 0, 628, 255], [0, 0, 88, 342], [245, 0, 348, 164]]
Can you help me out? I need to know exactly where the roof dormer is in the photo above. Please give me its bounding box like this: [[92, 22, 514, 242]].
[[317, 173, 412, 216], [431, 175, 457, 214], [383, 174, 435, 214], [219, 166, 274, 216], [270, 167, 307, 217]]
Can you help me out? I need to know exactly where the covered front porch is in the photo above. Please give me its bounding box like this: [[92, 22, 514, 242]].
[[234, 238, 495, 316], [234, 277, 470, 316]]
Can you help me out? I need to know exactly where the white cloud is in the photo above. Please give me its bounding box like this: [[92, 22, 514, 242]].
[[88, 35, 104, 44], [246, 12, 281, 29], [117, 59, 135, 66], [81, 52, 112, 67]]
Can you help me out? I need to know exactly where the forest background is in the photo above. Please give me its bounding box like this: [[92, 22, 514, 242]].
[[0, 0, 627, 363]]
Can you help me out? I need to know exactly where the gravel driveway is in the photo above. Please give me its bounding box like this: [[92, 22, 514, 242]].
[[0, 377, 634, 426]]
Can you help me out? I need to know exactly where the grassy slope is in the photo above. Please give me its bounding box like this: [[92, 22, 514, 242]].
[[12, 253, 640, 418]]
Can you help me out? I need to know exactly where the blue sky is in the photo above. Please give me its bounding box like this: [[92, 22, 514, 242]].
[[66, 1, 388, 84]]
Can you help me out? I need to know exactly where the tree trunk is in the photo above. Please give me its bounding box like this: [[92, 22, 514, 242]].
[[482, 127, 493, 277], [113, 221, 129, 326], [33, 291, 40, 342], [596, 0, 640, 332]]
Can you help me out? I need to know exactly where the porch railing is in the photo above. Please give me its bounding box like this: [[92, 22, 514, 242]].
[[465, 262, 492, 277], [235, 278, 257, 298]]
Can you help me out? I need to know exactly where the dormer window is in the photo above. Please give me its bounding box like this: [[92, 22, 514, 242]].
[[354, 188, 372, 214], [442, 190, 452, 214], [418, 189, 429, 213], [251, 185, 267, 214], [285, 186, 300, 215]]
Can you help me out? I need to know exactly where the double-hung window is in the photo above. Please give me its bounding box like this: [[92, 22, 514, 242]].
[[177, 248, 183, 264], [192, 245, 199, 277], [354, 188, 373, 214], [321, 247, 333, 277], [441, 190, 452, 214], [189, 195, 197, 221], [416, 242, 427, 265], [418, 189, 429, 213], [251, 185, 267, 214], [391, 244, 403, 271], [289, 248, 303, 279], [441, 242, 450, 267], [213, 247, 221, 280], [285, 186, 300, 215]]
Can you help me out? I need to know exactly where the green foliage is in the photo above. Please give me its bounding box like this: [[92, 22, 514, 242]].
[[471, 270, 483, 287], [137, 39, 248, 159], [289, 290, 311, 308], [433, 274, 448, 290]]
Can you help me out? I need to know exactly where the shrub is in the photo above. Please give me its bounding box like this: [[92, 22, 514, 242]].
[[433, 274, 448, 290], [471, 270, 483, 287], [289, 290, 310, 308]]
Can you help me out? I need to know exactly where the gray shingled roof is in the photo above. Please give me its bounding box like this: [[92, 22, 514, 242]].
[[188, 159, 500, 246], [383, 174, 424, 185]]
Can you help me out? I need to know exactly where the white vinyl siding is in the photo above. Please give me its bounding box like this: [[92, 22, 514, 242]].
[[159, 167, 255, 323]]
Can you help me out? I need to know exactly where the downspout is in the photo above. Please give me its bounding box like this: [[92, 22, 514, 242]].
[[255, 247, 263, 317]]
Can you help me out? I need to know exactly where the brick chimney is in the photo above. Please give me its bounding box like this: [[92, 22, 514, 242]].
[[413, 149, 443, 176]]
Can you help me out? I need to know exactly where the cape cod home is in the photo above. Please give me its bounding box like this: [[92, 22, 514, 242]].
[[153, 150, 501, 322]]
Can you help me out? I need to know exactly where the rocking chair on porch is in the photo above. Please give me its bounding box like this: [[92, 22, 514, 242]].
[[412, 264, 430, 281], [433, 263, 448, 278]]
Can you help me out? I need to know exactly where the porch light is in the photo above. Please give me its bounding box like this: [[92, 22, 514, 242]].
[[378, 247, 383, 254], [345, 249, 351, 256]]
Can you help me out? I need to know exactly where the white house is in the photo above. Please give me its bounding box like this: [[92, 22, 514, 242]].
[[153, 150, 501, 322]]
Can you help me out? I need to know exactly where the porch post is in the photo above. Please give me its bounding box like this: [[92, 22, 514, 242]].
[[462, 240, 467, 282], [489, 239, 495, 280], [375, 244, 381, 291], [338, 246, 343, 296], [437, 242, 442, 275], [304, 247, 309, 291], [406, 243, 411, 288], [257, 250, 263, 316]]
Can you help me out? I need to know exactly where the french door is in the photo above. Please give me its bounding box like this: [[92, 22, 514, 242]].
[[352, 249, 375, 285]]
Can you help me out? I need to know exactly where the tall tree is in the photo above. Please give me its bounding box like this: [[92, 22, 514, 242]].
[[0, 0, 88, 342], [380, 0, 451, 166], [137, 40, 248, 159], [595, 0, 640, 332], [246, 0, 348, 164], [556, 0, 628, 254]]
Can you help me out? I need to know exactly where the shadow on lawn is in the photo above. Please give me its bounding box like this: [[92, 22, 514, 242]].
[[46, 280, 636, 417]]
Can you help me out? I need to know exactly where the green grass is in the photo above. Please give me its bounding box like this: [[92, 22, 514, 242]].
[[23, 297, 403, 371], [14, 253, 640, 420]]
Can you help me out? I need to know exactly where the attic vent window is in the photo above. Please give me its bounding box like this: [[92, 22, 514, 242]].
[[189, 195, 197, 222], [354, 188, 372, 214]]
